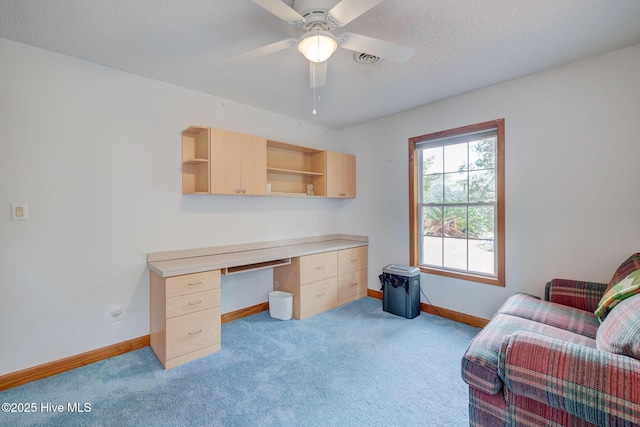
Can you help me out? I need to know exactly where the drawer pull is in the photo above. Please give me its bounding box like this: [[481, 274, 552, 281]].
[[316, 266, 325, 270], [316, 292, 325, 298], [350, 259, 358, 262], [188, 329, 202, 336], [350, 282, 358, 287], [188, 300, 202, 306], [188, 281, 202, 287]]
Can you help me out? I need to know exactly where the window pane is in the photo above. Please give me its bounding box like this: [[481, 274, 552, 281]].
[[468, 169, 495, 203], [443, 206, 467, 238], [468, 239, 495, 275], [469, 138, 495, 170], [422, 174, 443, 203], [423, 206, 444, 237], [444, 172, 468, 203], [468, 206, 494, 240], [422, 147, 443, 174], [444, 143, 467, 172], [443, 237, 467, 270], [422, 235, 442, 266]]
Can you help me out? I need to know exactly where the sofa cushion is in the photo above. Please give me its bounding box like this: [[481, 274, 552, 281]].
[[499, 293, 600, 339], [595, 270, 640, 322], [596, 294, 640, 359], [462, 312, 596, 395], [605, 253, 640, 293]]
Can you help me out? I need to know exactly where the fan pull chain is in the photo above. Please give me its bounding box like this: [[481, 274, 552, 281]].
[[312, 61, 318, 115]]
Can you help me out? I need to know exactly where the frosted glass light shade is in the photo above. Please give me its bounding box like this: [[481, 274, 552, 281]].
[[298, 30, 338, 63]]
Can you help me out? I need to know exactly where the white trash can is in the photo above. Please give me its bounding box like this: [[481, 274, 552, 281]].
[[268, 291, 293, 320]]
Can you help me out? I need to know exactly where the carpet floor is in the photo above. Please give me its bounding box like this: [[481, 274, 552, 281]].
[[0, 297, 480, 427]]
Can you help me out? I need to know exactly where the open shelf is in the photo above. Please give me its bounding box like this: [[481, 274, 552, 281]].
[[267, 140, 326, 196], [182, 127, 210, 194], [267, 167, 325, 177], [183, 158, 208, 165]]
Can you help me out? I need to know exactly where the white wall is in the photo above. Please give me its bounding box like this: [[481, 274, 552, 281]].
[[340, 44, 640, 320], [2, 36, 639, 376], [0, 38, 345, 375]]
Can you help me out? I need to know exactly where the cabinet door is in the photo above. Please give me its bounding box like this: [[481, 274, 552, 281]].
[[326, 151, 356, 198], [240, 134, 267, 195], [210, 129, 242, 195], [210, 129, 266, 195]]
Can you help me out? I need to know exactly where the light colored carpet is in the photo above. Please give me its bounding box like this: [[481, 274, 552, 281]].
[[0, 297, 480, 426]]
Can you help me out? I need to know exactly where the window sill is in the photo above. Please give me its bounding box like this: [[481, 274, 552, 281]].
[[419, 266, 504, 287]]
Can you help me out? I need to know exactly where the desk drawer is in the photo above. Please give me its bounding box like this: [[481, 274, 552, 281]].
[[165, 307, 220, 360], [166, 289, 220, 319], [299, 277, 337, 319], [338, 246, 368, 274], [299, 252, 337, 285], [338, 269, 367, 306], [166, 271, 221, 298]]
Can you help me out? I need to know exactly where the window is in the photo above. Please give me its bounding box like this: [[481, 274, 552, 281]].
[[409, 119, 504, 286]]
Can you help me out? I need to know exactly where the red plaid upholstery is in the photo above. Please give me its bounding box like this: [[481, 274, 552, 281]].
[[463, 272, 640, 426], [544, 279, 608, 312], [500, 331, 640, 426]]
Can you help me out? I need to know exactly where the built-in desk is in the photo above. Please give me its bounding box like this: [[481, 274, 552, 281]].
[[147, 234, 368, 368]]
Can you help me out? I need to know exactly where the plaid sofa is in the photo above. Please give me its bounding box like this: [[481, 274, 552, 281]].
[[461, 254, 640, 426]]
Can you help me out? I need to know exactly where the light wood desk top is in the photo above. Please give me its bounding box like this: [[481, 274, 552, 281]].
[[148, 234, 368, 278]]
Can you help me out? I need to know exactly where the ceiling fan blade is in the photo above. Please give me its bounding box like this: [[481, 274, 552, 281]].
[[339, 32, 415, 63], [226, 38, 297, 63], [251, 0, 305, 26], [309, 61, 327, 88], [327, 0, 385, 27]]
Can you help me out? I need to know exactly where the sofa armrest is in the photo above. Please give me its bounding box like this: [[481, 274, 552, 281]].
[[544, 278, 608, 312], [498, 331, 640, 426]]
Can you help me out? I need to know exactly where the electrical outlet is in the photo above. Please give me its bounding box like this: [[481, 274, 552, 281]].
[[110, 307, 124, 322]]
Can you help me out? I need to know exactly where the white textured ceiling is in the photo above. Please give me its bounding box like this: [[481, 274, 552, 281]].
[[1, 0, 640, 129]]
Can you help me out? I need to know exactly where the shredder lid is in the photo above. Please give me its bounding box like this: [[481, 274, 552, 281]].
[[382, 264, 420, 277]]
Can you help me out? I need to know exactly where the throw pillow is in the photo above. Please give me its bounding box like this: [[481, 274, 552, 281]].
[[596, 294, 640, 359], [595, 270, 640, 322], [605, 253, 640, 293]]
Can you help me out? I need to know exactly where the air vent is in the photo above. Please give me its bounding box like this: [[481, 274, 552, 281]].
[[353, 52, 382, 65]]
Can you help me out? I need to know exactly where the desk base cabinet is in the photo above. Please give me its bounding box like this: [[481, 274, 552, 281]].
[[150, 270, 221, 369], [274, 247, 367, 320]]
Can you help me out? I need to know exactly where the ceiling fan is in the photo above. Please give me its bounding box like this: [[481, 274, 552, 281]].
[[228, 0, 415, 89]]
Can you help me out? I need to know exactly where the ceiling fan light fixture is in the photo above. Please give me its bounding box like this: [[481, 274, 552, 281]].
[[298, 29, 337, 62]]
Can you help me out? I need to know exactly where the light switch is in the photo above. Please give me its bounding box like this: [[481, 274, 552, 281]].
[[11, 202, 29, 221]]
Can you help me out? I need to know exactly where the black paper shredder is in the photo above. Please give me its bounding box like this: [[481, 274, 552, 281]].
[[379, 264, 421, 319]]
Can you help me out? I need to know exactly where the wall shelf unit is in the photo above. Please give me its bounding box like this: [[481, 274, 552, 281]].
[[181, 127, 355, 198], [266, 140, 326, 197], [182, 127, 210, 194]]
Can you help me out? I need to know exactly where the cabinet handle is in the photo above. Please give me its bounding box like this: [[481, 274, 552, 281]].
[[316, 292, 325, 298], [242, 189, 247, 193], [316, 266, 325, 270], [350, 282, 358, 287], [350, 259, 358, 263], [236, 189, 241, 193], [188, 281, 202, 287], [188, 300, 202, 306], [188, 329, 202, 336]]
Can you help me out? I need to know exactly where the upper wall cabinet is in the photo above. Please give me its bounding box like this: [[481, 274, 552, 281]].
[[326, 151, 356, 199], [181, 127, 355, 199], [210, 128, 266, 196]]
